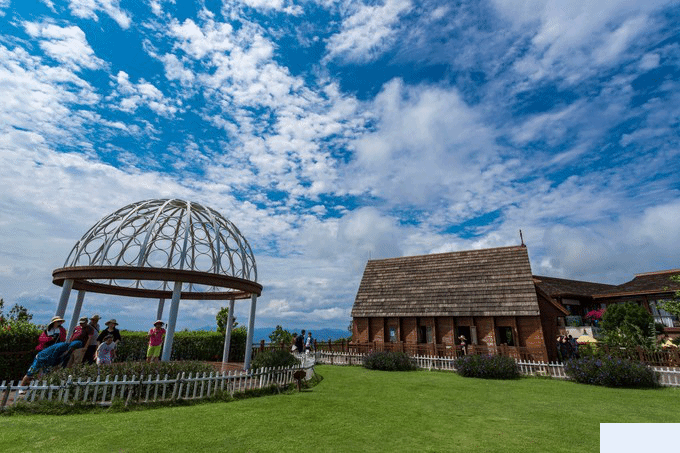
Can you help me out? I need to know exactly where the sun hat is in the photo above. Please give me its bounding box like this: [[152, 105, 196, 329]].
[[48, 316, 65, 328], [154, 320, 164, 326], [105, 319, 118, 326], [90, 314, 101, 321], [79, 316, 88, 323]]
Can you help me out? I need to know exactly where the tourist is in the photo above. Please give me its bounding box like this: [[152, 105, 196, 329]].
[[146, 320, 166, 363], [458, 335, 467, 355], [291, 333, 298, 352], [35, 316, 66, 352], [295, 329, 305, 354], [95, 334, 116, 366], [18, 335, 88, 393], [97, 319, 122, 346], [67, 317, 95, 367], [305, 332, 314, 354], [82, 314, 101, 364], [567, 335, 578, 358]]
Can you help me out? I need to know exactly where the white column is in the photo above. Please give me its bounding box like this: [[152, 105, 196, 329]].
[[66, 290, 86, 339], [161, 281, 182, 362], [55, 279, 74, 318], [156, 298, 165, 321], [243, 294, 257, 370], [221, 299, 235, 364]]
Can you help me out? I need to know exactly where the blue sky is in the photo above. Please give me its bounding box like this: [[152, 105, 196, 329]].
[[1, 0, 679, 333]]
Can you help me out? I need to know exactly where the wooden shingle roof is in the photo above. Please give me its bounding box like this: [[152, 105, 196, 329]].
[[533, 275, 617, 299], [593, 269, 680, 299], [351, 245, 541, 318]]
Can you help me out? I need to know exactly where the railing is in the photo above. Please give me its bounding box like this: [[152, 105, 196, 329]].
[[313, 351, 680, 387], [1, 365, 313, 410], [333, 342, 548, 361]]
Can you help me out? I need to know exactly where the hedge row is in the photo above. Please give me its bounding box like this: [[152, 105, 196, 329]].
[[0, 321, 42, 381], [0, 328, 247, 381]]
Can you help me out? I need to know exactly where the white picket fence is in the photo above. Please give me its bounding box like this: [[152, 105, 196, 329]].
[[1, 365, 313, 409], [313, 351, 680, 386]]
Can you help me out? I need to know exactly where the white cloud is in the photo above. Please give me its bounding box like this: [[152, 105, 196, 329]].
[[109, 70, 179, 117], [23, 22, 105, 71], [325, 0, 413, 63], [0, 0, 9, 16], [639, 52, 660, 70], [240, 0, 303, 15], [0, 45, 100, 146], [68, 0, 132, 29], [346, 79, 505, 212], [491, 0, 673, 83]]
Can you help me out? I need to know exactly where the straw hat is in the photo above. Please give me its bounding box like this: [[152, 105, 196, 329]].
[[105, 319, 118, 326], [48, 316, 65, 328], [90, 314, 101, 321]]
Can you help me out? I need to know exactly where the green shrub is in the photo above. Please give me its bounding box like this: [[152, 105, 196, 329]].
[[564, 356, 658, 388], [2, 327, 247, 381], [43, 360, 216, 383], [115, 328, 247, 363], [453, 354, 520, 379], [362, 351, 416, 371], [0, 320, 41, 381], [251, 350, 299, 369]]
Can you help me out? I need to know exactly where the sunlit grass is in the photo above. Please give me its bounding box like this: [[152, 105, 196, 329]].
[[1, 365, 678, 452]]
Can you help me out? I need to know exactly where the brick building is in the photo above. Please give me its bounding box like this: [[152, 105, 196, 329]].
[[351, 245, 567, 362], [351, 245, 680, 361]]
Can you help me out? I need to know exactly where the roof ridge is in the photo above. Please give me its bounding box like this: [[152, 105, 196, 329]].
[[367, 244, 526, 263], [634, 269, 680, 277]]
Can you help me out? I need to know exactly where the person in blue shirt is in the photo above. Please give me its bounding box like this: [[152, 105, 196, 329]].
[[18, 335, 87, 391]]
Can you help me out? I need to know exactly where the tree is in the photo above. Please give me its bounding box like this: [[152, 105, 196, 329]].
[[660, 275, 680, 319], [601, 302, 655, 348], [0, 299, 32, 323], [268, 325, 293, 344], [216, 306, 237, 333]]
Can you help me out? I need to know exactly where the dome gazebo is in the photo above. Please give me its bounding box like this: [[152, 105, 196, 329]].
[[52, 199, 263, 369]]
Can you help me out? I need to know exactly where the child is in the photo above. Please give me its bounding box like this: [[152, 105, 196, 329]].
[[95, 334, 116, 366], [146, 320, 166, 363]]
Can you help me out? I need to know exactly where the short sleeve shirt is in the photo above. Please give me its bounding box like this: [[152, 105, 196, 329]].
[[148, 327, 166, 346]]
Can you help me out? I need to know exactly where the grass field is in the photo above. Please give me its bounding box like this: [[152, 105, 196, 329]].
[[1, 365, 679, 452]]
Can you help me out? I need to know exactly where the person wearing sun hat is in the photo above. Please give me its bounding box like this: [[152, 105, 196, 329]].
[[82, 314, 102, 364], [66, 317, 95, 367], [146, 320, 166, 363], [97, 319, 122, 346], [35, 316, 67, 351]]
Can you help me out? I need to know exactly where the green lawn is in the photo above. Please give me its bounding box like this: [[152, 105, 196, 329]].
[[1, 365, 678, 452]]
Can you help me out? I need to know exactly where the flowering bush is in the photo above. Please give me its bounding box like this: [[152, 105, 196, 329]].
[[453, 354, 520, 380], [363, 351, 416, 371], [585, 308, 606, 320], [564, 356, 658, 388]]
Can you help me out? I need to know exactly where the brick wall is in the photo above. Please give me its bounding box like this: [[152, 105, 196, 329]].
[[517, 316, 548, 361], [353, 318, 369, 343], [475, 317, 495, 346], [436, 317, 454, 345], [369, 317, 385, 343], [401, 317, 417, 343]]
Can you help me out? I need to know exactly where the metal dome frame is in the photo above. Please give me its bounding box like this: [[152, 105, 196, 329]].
[[52, 199, 263, 368]]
